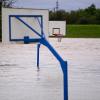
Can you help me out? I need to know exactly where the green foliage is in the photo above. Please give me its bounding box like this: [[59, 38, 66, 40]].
[[49, 4, 100, 25], [66, 25, 100, 38], [85, 4, 96, 15], [49, 10, 66, 21]]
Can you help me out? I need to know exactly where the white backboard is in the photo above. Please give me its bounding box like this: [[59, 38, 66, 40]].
[[49, 21, 66, 36], [2, 7, 49, 43]]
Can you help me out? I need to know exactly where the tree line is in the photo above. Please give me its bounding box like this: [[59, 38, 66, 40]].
[[49, 4, 100, 24]]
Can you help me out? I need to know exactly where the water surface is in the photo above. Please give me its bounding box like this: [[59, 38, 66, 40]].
[[0, 38, 100, 100]]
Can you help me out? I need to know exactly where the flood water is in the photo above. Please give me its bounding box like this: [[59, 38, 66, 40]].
[[0, 38, 100, 100]]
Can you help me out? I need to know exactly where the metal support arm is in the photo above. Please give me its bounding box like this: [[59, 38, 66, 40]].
[[39, 38, 68, 100]]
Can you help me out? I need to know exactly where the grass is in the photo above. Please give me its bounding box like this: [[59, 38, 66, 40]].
[[66, 25, 100, 38]]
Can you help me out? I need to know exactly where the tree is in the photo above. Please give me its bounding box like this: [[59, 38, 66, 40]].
[[1, 0, 16, 7], [85, 4, 96, 15], [49, 10, 66, 21], [96, 9, 100, 24]]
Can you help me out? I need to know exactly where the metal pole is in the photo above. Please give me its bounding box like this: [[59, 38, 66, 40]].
[[39, 38, 68, 100], [62, 61, 68, 100]]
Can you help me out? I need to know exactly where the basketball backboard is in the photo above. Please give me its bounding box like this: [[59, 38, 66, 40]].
[[2, 7, 49, 43]]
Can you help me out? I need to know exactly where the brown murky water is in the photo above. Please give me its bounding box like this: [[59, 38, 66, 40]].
[[0, 38, 100, 100]]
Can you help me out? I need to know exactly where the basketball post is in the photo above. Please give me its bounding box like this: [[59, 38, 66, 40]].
[[9, 15, 68, 100], [39, 38, 68, 100]]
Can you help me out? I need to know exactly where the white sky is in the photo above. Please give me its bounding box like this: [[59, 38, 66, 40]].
[[14, 0, 100, 11]]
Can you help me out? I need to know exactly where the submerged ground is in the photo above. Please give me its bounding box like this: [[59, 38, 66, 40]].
[[0, 38, 100, 100]]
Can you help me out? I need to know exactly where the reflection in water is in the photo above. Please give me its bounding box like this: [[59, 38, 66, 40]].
[[0, 38, 100, 100], [0, 64, 17, 66], [37, 69, 41, 81]]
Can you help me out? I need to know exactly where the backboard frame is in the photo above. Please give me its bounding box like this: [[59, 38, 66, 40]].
[[9, 15, 44, 42], [53, 28, 60, 35]]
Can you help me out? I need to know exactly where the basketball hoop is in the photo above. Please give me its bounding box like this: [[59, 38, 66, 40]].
[[53, 33, 63, 42]]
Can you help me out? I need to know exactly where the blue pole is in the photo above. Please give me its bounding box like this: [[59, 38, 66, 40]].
[[37, 43, 41, 70], [61, 61, 68, 100], [39, 38, 68, 100]]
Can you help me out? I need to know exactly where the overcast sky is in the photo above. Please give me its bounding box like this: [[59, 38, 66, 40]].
[[14, 0, 100, 11]]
